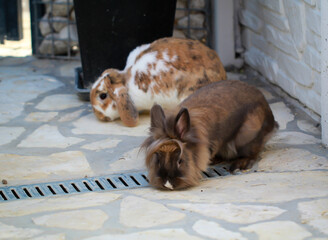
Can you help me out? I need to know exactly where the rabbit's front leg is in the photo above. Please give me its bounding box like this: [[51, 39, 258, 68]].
[[114, 86, 139, 127]]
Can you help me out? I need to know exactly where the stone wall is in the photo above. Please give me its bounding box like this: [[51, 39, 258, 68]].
[[240, 0, 321, 115], [173, 0, 209, 44], [38, 0, 78, 56]]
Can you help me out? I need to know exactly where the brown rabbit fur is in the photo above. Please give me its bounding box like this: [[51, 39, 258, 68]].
[[142, 80, 278, 190], [90, 37, 226, 127]]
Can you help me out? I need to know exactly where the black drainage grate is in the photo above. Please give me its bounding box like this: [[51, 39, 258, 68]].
[[0, 165, 230, 202]]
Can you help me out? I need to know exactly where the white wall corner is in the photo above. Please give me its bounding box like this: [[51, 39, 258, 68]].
[[212, 0, 242, 67], [321, 0, 328, 146]]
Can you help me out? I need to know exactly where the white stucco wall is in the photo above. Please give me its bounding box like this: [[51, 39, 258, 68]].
[[213, 0, 236, 66], [321, 0, 328, 145], [213, 0, 244, 67], [240, 0, 321, 116]]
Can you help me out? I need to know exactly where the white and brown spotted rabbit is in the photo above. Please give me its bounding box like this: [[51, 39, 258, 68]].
[[90, 37, 226, 127], [142, 80, 278, 190]]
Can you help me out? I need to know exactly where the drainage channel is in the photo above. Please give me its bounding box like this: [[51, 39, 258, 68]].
[[0, 165, 230, 202]]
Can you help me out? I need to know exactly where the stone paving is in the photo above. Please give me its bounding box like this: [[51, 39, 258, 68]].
[[0, 56, 327, 240]]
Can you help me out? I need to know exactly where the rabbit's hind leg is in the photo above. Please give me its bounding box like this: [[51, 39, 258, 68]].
[[229, 138, 263, 172], [229, 120, 277, 172], [229, 106, 270, 172]]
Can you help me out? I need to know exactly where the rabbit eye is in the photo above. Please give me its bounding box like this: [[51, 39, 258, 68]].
[[155, 153, 160, 162], [99, 93, 107, 100], [177, 158, 183, 167]]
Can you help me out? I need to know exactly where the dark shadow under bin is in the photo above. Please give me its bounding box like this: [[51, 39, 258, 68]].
[[74, 0, 177, 100]]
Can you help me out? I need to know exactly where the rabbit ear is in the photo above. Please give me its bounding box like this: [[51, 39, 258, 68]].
[[102, 77, 116, 99], [175, 108, 190, 139], [150, 104, 166, 129], [101, 69, 125, 85], [116, 87, 139, 127]]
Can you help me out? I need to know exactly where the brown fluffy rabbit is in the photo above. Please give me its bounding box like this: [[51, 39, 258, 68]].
[[142, 80, 278, 190], [90, 37, 226, 127]]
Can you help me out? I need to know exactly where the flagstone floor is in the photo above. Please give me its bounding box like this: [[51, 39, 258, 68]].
[[0, 56, 327, 240]]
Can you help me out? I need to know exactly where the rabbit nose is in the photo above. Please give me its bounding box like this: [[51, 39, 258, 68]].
[[164, 180, 174, 190]]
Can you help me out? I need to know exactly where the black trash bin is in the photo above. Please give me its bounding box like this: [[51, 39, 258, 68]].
[[74, 0, 177, 100]]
